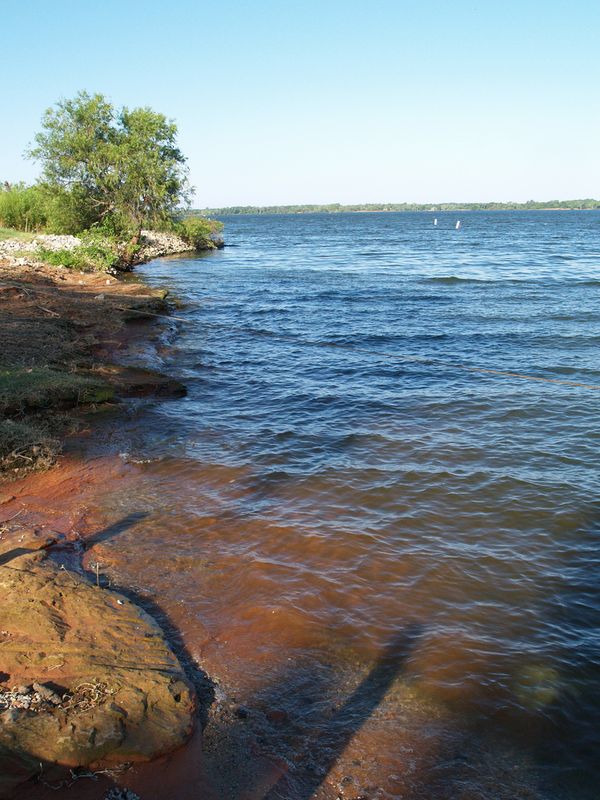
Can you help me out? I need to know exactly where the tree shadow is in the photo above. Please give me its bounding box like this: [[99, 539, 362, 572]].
[[43, 510, 214, 720], [261, 625, 423, 800], [195, 625, 424, 800], [83, 511, 150, 549], [0, 546, 38, 566], [0, 512, 147, 568], [74, 512, 215, 726], [3, 510, 215, 800], [8, 513, 421, 798]]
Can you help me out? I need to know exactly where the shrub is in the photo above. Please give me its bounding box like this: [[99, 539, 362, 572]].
[[93, 211, 138, 241], [0, 183, 97, 235], [37, 237, 120, 272], [35, 248, 79, 268], [177, 216, 224, 250], [41, 186, 98, 235], [0, 184, 48, 231]]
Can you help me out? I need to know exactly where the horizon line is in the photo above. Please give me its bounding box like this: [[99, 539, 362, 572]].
[[195, 199, 600, 212]]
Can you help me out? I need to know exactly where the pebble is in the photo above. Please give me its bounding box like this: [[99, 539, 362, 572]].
[[0, 234, 81, 255], [32, 682, 62, 705]]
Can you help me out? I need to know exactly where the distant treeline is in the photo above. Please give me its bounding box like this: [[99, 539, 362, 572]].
[[198, 200, 600, 216]]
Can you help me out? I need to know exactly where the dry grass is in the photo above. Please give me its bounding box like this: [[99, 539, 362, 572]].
[[0, 419, 59, 475]]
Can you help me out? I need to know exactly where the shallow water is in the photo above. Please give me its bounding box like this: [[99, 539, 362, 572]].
[[75, 212, 600, 797]]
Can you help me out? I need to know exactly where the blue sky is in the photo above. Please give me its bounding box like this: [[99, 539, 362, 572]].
[[1, 0, 598, 206]]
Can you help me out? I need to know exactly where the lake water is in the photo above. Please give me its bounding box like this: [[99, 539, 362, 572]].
[[90, 212, 600, 798]]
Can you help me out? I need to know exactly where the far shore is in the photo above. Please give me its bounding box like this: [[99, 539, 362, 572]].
[[200, 200, 600, 216]]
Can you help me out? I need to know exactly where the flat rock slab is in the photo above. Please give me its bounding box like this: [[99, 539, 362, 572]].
[[0, 544, 196, 798]]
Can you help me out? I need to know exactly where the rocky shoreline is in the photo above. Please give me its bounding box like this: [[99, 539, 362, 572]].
[[0, 236, 212, 797], [0, 228, 210, 479], [0, 229, 223, 271]]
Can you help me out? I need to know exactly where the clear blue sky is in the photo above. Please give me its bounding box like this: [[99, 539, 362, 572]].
[[1, 0, 598, 206]]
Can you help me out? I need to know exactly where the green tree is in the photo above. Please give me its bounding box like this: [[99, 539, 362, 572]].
[[114, 106, 190, 231], [28, 91, 190, 235]]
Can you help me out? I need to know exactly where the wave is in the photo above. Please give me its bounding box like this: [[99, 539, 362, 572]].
[[422, 275, 600, 286], [422, 276, 497, 284]]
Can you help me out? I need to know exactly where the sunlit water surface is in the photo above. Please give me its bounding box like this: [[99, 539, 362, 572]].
[[89, 212, 600, 798]]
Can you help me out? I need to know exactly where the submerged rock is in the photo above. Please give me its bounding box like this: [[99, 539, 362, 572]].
[[87, 364, 187, 399], [0, 547, 196, 798]]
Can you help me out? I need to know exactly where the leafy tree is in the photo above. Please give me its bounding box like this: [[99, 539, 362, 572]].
[[28, 91, 190, 235], [114, 106, 190, 232]]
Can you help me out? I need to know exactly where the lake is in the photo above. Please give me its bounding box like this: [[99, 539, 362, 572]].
[[87, 211, 600, 798]]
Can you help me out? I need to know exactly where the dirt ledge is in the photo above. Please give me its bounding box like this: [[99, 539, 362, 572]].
[[0, 259, 183, 481]]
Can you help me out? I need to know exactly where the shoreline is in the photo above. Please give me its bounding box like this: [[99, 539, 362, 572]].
[[201, 205, 600, 216], [0, 237, 213, 797], [0, 230, 214, 482]]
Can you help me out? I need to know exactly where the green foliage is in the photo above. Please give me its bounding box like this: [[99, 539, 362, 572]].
[[177, 216, 224, 249], [1, 93, 213, 257], [28, 91, 190, 232], [0, 182, 99, 235], [115, 106, 190, 228], [93, 210, 137, 240], [36, 235, 120, 272], [0, 184, 48, 231], [41, 185, 98, 234], [35, 248, 79, 268]]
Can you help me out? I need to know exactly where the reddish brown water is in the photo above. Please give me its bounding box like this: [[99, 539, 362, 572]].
[[11, 212, 600, 798], [5, 454, 549, 800]]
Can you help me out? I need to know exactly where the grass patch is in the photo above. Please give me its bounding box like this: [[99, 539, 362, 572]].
[[0, 367, 114, 415], [36, 238, 120, 272], [0, 227, 36, 242]]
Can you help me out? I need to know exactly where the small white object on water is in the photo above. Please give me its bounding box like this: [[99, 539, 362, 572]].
[[433, 218, 438, 226], [455, 220, 461, 230]]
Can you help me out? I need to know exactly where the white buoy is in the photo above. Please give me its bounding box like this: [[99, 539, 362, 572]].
[[455, 220, 461, 230], [433, 218, 438, 226]]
